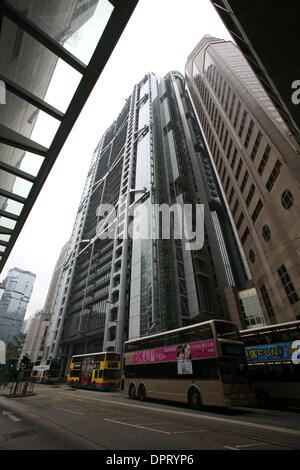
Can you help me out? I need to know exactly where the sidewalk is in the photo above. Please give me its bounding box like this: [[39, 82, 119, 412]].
[[0, 382, 36, 398]]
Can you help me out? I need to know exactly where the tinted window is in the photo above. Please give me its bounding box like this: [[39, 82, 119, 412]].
[[103, 369, 119, 380], [106, 353, 120, 362], [222, 343, 245, 357], [125, 358, 219, 381], [219, 358, 248, 384], [215, 322, 241, 341]]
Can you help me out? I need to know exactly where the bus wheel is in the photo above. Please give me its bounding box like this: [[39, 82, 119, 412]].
[[188, 387, 201, 410], [255, 388, 270, 408], [138, 384, 146, 401], [129, 384, 136, 400]]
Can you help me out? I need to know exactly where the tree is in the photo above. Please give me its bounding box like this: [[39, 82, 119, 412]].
[[6, 333, 27, 361]]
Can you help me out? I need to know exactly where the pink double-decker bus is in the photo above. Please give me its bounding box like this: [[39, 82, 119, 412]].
[[122, 319, 254, 409]]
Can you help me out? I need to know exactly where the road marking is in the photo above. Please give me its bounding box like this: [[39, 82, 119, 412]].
[[105, 418, 172, 434], [236, 443, 266, 448], [173, 430, 205, 434], [57, 391, 300, 437], [224, 443, 267, 450], [53, 407, 84, 415], [2, 411, 21, 422]]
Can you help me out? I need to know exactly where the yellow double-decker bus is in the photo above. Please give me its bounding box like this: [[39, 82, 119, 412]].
[[67, 352, 120, 391], [122, 319, 254, 408]]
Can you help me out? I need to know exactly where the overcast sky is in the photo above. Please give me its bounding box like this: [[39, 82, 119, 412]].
[[1, 0, 233, 320]]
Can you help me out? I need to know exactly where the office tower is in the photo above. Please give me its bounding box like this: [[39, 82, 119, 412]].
[[0, 267, 35, 344], [49, 70, 248, 368], [210, 0, 300, 146], [20, 309, 49, 363], [39, 240, 70, 360], [185, 36, 300, 325]]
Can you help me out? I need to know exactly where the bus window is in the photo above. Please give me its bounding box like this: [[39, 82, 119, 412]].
[[215, 322, 241, 341]]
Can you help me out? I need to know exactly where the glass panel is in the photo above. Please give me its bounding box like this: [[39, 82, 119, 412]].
[[7, 0, 114, 65], [0, 216, 16, 230], [0, 235, 11, 243], [0, 90, 60, 147], [0, 170, 33, 198], [19, 151, 44, 177], [0, 196, 23, 216], [0, 16, 82, 113]]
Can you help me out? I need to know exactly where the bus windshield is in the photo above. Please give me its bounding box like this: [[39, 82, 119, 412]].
[[215, 321, 241, 341]]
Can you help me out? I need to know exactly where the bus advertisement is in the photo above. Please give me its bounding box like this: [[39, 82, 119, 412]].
[[67, 352, 120, 391], [122, 320, 255, 409], [241, 320, 300, 408]]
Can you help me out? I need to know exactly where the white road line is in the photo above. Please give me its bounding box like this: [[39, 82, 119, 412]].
[[53, 407, 84, 415], [236, 443, 266, 448], [173, 430, 205, 434], [2, 411, 21, 422], [105, 418, 172, 434], [57, 391, 300, 437]]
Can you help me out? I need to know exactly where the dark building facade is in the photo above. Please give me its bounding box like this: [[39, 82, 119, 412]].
[[186, 35, 300, 326]]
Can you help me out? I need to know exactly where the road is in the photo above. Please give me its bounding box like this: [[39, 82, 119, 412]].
[[0, 383, 299, 456]]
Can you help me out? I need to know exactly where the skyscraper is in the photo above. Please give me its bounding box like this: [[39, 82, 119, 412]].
[[185, 36, 300, 325], [49, 70, 248, 370], [0, 267, 35, 344]]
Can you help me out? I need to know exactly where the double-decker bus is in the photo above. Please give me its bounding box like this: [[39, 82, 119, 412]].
[[122, 319, 254, 409], [31, 359, 61, 384], [240, 320, 300, 408], [67, 352, 120, 391]]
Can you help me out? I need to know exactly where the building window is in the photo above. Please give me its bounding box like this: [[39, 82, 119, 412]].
[[246, 184, 256, 207], [241, 226, 250, 245], [277, 264, 299, 305], [249, 249, 255, 263], [262, 225, 271, 242], [230, 148, 237, 169], [229, 93, 236, 120], [244, 119, 254, 149], [281, 189, 293, 210], [238, 110, 248, 138], [236, 212, 244, 229], [258, 144, 271, 175], [266, 160, 282, 192], [228, 187, 234, 204], [240, 170, 249, 193], [233, 101, 241, 128], [226, 138, 233, 159], [232, 199, 239, 216], [259, 285, 276, 323], [252, 199, 263, 223], [235, 158, 243, 180], [250, 131, 262, 161], [223, 129, 229, 150]]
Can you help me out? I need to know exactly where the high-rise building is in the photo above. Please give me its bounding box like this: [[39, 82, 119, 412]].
[[0, 267, 36, 344], [185, 36, 300, 325], [48, 70, 248, 370]]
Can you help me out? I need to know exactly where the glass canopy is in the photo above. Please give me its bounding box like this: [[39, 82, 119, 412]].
[[0, 0, 138, 272]]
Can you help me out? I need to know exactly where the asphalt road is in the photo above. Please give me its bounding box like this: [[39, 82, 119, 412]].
[[0, 383, 300, 455]]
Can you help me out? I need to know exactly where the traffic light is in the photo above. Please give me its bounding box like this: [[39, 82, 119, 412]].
[[21, 355, 30, 368]]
